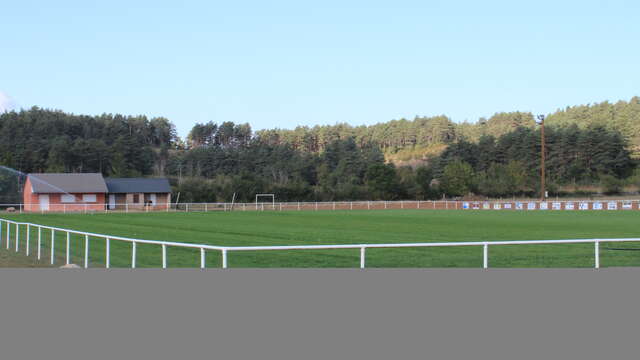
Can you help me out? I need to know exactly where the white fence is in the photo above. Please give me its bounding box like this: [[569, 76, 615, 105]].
[[4, 199, 640, 213], [1, 217, 636, 269]]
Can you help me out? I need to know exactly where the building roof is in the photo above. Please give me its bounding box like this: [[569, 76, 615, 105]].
[[28, 173, 108, 194], [105, 178, 172, 194]]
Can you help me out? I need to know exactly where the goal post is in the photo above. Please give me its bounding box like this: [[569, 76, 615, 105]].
[[255, 194, 275, 210]]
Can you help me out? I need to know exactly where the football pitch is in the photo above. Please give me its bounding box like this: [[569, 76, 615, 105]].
[[2, 210, 640, 268]]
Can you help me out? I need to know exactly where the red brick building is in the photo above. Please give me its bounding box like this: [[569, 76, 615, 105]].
[[23, 173, 108, 212]]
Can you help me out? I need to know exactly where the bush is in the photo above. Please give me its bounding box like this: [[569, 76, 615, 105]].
[[600, 174, 623, 195]]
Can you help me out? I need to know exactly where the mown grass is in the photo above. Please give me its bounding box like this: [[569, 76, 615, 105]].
[[1, 210, 640, 268]]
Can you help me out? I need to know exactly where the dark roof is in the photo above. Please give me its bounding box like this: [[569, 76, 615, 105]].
[[105, 178, 172, 194], [28, 173, 108, 194]]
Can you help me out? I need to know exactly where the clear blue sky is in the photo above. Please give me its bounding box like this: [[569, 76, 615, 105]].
[[1, 0, 639, 138]]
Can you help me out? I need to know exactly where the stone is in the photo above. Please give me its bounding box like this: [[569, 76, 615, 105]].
[[59, 264, 82, 269]]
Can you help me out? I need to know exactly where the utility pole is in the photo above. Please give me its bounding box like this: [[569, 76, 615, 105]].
[[537, 115, 546, 201]]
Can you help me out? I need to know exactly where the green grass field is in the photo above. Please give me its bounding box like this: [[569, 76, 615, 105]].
[[1, 210, 640, 268]]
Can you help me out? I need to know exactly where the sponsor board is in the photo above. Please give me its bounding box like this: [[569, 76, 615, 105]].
[[460, 200, 626, 211]]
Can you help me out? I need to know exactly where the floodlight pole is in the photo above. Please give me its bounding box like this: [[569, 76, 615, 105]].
[[537, 115, 546, 201]]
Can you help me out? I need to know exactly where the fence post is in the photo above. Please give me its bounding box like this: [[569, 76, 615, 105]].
[[595, 241, 600, 269], [162, 244, 167, 269], [50, 229, 55, 265], [186, 203, 189, 212], [315, 202, 318, 211], [298, 202, 301, 211], [26, 224, 30, 256], [84, 235, 89, 268], [401, 201, 404, 209], [66, 232, 70, 265], [200, 248, 205, 269], [0, 220, 2, 247], [350, 202, 353, 210], [106, 238, 110, 269], [131, 242, 137, 268], [206, 203, 208, 212], [126, 203, 129, 213], [15, 223, 19, 252], [368, 201, 370, 210], [360, 247, 366, 269], [483, 244, 489, 269], [222, 249, 228, 269], [6, 221, 10, 249], [37, 227, 41, 260]]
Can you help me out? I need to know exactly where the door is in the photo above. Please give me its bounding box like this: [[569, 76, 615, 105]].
[[109, 194, 116, 210], [149, 194, 157, 206], [39, 194, 49, 211]]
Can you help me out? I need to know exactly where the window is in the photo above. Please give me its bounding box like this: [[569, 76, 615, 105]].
[[83, 194, 97, 202], [61, 194, 76, 203], [133, 194, 140, 203]]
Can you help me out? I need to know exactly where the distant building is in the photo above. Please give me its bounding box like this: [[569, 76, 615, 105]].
[[23, 173, 108, 212], [23, 173, 171, 212], [105, 178, 172, 210]]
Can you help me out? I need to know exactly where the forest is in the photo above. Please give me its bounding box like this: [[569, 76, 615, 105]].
[[1, 97, 640, 203]]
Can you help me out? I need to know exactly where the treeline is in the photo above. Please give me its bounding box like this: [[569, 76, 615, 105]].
[[252, 97, 640, 159], [2, 98, 640, 202], [169, 135, 392, 202], [170, 123, 636, 202], [433, 125, 634, 198], [0, 107, 177, 176]]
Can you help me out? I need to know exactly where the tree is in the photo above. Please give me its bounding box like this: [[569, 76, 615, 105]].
[[441, 160, 475, 197], [365, 163, 400, 200]]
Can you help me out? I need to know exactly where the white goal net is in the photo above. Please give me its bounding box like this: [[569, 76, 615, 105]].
[[255, 194, 275, 210]]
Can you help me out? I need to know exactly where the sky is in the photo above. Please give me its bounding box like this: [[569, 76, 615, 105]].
[[1, 0, 639, 138]]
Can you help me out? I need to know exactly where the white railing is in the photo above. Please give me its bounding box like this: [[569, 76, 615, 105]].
[[1, 217, 635, 269], [3, 199, 640, 213]]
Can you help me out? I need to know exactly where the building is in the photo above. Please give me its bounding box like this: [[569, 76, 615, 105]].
[[105, 178, 172, 210], [23, 173, 172, 212], [23, 173, 108, 212]]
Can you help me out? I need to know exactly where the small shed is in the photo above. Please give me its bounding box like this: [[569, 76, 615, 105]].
[[23, 173, 108, 212], [105, 178, 172, 210]]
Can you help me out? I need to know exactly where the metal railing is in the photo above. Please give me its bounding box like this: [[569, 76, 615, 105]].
[[1, 217, 635, 269], [3, 199, 640, 213]]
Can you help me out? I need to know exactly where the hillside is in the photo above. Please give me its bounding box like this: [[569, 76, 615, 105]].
[[1, 97, 639, 202]]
